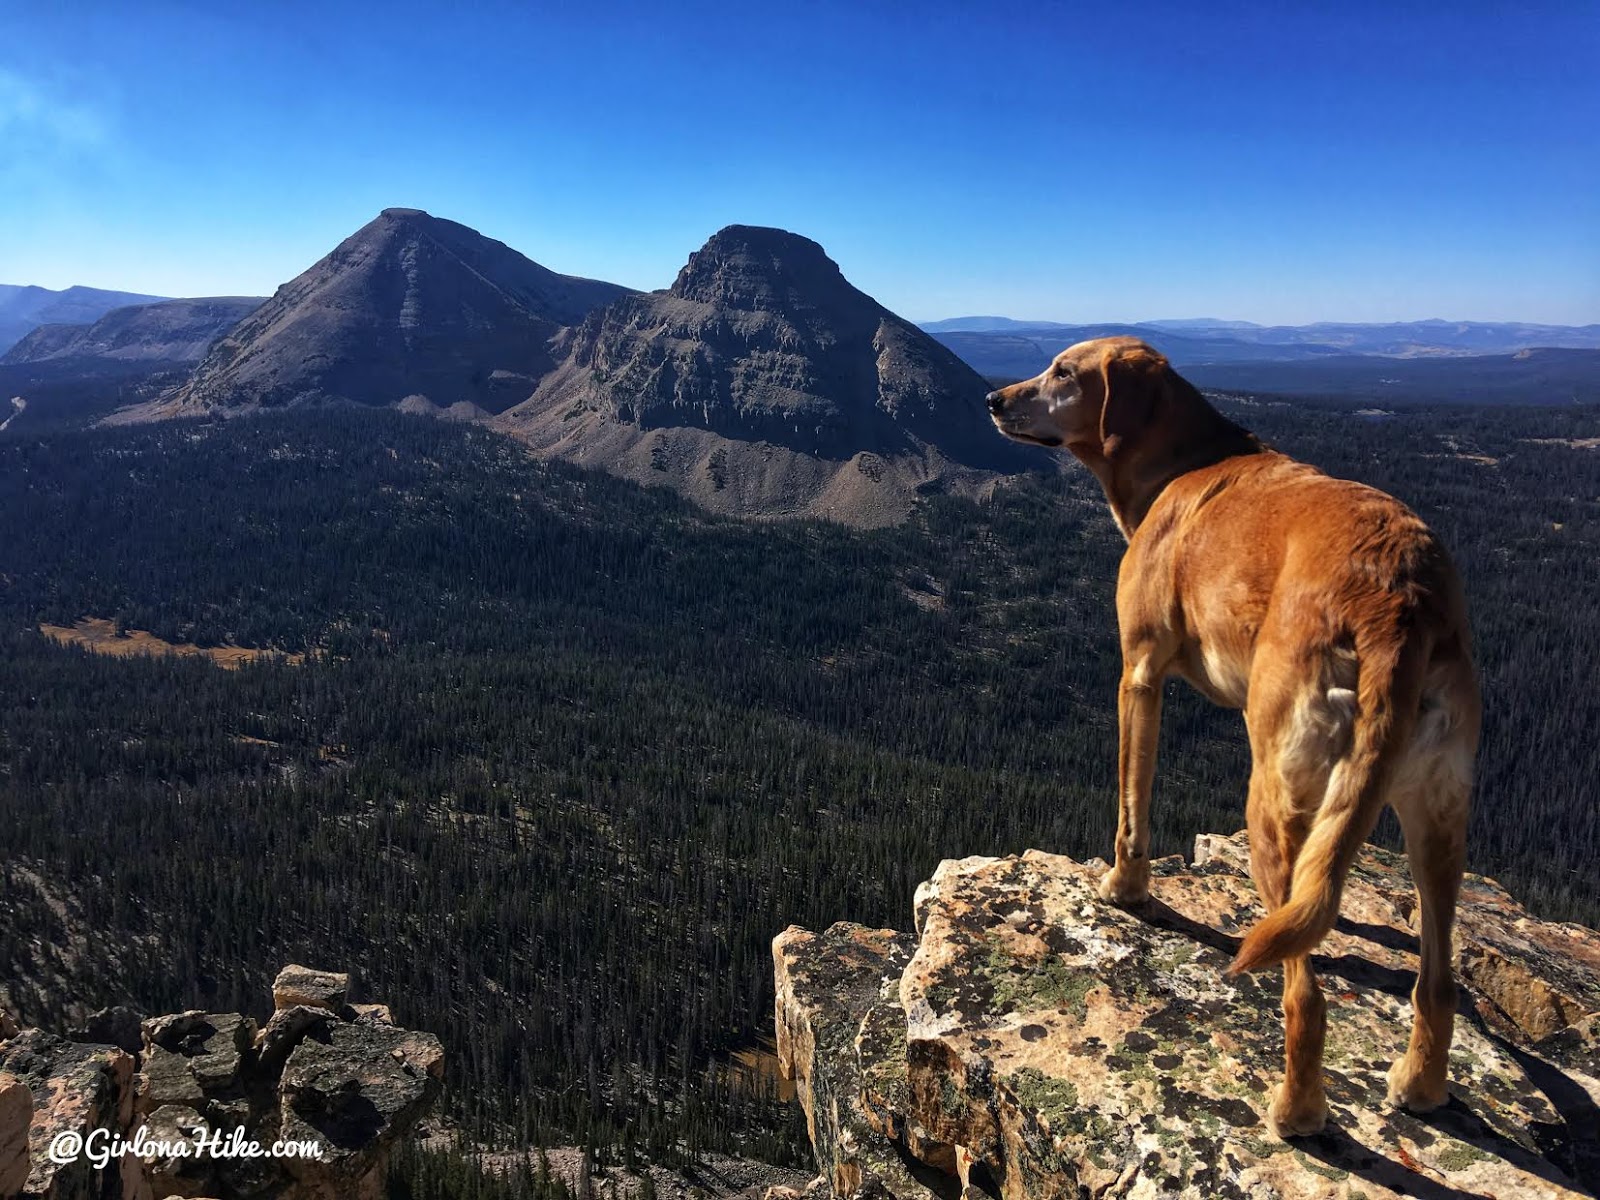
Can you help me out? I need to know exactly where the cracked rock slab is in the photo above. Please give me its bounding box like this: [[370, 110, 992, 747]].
[[778, 834, 1600, 1199]]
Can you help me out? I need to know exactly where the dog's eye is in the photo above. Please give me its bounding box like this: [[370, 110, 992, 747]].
[[1054, 363, 1074, 379]]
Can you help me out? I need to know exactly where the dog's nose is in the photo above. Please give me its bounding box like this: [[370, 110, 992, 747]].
[[986, 391, 1005, 413]]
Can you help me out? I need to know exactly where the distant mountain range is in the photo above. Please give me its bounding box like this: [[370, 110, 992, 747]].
[[923, 316, 1600, 380], [0, 284, 170, 354], [5, 222, 1598, 521], [95, 212, 1030, 525], [1, 297, 264, 366], [1182, 347, 1600, 404]]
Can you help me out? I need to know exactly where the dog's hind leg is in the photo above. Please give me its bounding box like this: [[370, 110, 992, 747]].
[[1247, 763, 1329, 1138], [1387, 722, 1473, 1111]]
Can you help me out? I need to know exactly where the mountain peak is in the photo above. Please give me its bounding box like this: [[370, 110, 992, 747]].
[[700, 224, 829, 256], [158, 211, 632, 415], [670, 224, 852, 308], [504, 225, 1033, 525]]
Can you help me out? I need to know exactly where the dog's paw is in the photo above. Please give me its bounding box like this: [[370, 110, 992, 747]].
[[1386, 1055, 1448, 1113], [1097, 866, 1150, 906], [1266, 1084, 1328, 1139]]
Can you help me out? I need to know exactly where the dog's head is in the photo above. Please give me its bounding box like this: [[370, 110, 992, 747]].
[[985, 336, 1170, 463]]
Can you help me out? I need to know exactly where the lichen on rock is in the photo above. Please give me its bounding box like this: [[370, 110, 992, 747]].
[[775, 832, 1600, 1198]]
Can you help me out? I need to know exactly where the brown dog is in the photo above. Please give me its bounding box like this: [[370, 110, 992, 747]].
[[986, 337, 1479, 1137]]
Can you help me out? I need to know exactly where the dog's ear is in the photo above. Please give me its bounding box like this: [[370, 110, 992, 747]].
[[1098, 343, 1167, 460]]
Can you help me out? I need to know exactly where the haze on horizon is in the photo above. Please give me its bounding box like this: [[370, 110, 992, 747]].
[[2, 0, 1595, 327]]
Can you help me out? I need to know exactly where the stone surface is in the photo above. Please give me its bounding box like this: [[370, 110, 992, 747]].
[[777, 832, 1600, 1199], [0, 1029, 140, 1200], [255, 1007, 333, 1079], [278, 1019, 444, 1199], [140, 1012, 257, 1114], [773, 923, 949, 1199], [1, 1072, 32, 1197], [270, 968, 350, 1015], [1, 965, 440, 1200], [70, 1007, 145, 1056]]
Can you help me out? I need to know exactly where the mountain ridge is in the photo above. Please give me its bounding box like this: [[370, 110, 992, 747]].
[[145, 208, 634, 418], [1, 296, 264, 366], [0, 284, 170, 354]]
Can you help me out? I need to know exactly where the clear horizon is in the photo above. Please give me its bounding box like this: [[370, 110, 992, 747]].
[[3, 1, 1596, 326]]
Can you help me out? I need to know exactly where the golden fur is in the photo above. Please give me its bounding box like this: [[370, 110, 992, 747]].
[[987, 337, 1479, 1137]]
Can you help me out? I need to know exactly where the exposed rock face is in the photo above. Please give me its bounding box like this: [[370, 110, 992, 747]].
[[0, 966, 441, 1200], [775, 832, 1600, 1199], [0, 299, 263, 367], [772, 925, 941, 1199], [149, 208, 631, 418], [1, 1072, 33, 1197], [501, 225, 1035, 527]]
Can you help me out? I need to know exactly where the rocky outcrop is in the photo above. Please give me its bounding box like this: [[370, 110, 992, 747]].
[[0, 966, 442, 1200], [775, 832, 1600, 1199], [278, 1018, 444, 1199]]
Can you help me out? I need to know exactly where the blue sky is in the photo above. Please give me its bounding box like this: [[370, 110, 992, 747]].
[[2, 1, 1595, 324]]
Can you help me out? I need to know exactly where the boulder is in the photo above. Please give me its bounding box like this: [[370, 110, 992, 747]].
[[254, 1006, 334, 1082], [776, 832, 1600, 1199], [270, 968, 349, 1015], [277, 1018, 444, 1199]]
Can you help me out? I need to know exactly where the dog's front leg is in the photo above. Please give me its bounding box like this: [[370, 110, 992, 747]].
[[1099, 659, 1164, 905]]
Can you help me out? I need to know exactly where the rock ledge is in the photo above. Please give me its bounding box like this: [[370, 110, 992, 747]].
[[774, 832, 1600, 1198]]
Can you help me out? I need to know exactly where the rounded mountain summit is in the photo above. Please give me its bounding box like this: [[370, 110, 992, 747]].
[[126, 211, 1040, 526]]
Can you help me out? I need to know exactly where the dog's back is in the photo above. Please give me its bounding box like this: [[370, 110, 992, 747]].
[[1124, 450, 1480, 969]]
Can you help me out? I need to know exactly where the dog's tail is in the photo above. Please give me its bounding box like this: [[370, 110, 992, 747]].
[[1228, 635, 1427, 975]]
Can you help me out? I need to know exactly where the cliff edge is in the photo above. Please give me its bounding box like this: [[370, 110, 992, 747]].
[[773, 831, 1600, 1199]]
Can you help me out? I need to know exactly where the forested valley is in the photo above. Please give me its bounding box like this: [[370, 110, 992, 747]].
[[1, 398, 1596, 1188]]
